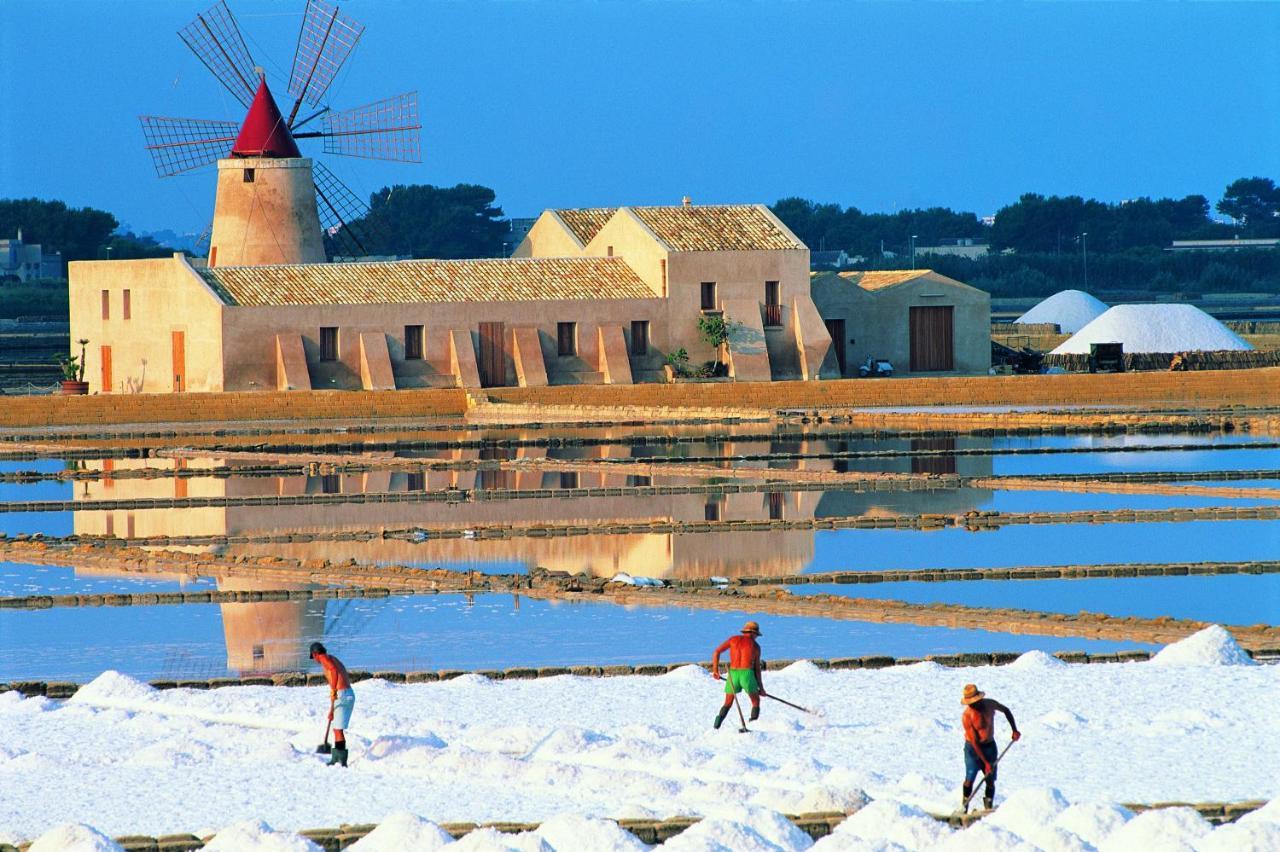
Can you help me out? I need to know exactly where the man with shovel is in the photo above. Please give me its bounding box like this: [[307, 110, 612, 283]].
[[310, 642, 354, 767], [960, 683, 1020, 811], [711, 621, 765, 729]]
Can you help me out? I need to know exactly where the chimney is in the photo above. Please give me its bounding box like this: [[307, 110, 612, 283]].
[[681, 196, 691, 207]]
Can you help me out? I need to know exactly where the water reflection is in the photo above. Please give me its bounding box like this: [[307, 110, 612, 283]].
[[67, 440, 995, 581]]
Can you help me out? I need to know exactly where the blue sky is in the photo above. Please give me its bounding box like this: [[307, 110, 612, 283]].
[[2, 1, 1278, 234]]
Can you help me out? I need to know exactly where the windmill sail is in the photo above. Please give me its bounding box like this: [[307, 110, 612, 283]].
[[178, 1, 258, 108], [303, 92, 421, 162], [287, 0, 365, 122], [312, 161, 375, 257], [139, 116, 239, 177]]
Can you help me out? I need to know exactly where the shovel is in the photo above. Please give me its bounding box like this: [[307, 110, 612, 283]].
[[763, 693, 820, 716], [731, 694, 749, 733], [316, 699, 334, 755], [962, 740, 1015, 812]]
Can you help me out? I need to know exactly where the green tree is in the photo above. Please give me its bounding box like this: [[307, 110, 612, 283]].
[[344, 184, 508, 259], [1216, 177, 1280, 232], [0, 198, 118, 262]]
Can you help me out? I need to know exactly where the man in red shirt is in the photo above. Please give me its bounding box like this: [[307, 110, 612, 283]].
[[310, 642, 355, 767], [960, 683, 1020, 811], [711, 621, 765, 729]]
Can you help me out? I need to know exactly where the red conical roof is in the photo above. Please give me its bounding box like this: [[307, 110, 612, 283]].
[[232, 78, 301, 158]]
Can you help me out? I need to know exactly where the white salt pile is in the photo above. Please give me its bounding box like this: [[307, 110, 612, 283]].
[[1050, 304, 1252, 354], [28, 824, 123, 852], [1006, 650, 1067, 671], [202, 820, 322, 852], [1015, 290, 1109, 333], [1150, 625, 1258, 667], [348, 812, 455, 850]]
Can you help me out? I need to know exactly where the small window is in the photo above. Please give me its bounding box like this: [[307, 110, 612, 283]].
[[765, 280, 780, 306], [320, 327, 338, 361], [626, 474, 652, 488], [404, 324, 423, 360], [704, 500, 722, 522], [101, 289, 110, 320], [630, 320, 649, 356], [243, 168, 255, 183], [209, 246, 218, 267], [607, 245, 614, 257], [700, 282, 718, 311], [557, 321, 577, 357], [321, 473, 341, 494], [559, 471, 580, 489], [122, 289, 131, 320], [767, 491, 784, 520], [406, 471, 425, 491]]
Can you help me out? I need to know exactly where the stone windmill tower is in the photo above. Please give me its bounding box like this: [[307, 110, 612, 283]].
[[140, 0, 421, 267]]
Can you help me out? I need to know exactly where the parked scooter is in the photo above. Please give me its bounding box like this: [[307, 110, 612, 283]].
[[858, 355, 894, 378]]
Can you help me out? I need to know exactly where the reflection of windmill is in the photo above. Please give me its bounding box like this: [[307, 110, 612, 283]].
[[139, 0, 421, 264]]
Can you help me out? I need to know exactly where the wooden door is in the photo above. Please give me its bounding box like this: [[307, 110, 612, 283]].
[[100, 345, 112, 393], [824, 318, 846, 375], [909, 306, 954, 372], [171, 331, 186, 392], [478, 322, 506, 387]]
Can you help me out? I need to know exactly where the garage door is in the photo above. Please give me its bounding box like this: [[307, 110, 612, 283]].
[[909, 306, 954, 371]]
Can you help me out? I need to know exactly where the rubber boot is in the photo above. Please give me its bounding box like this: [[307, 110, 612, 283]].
[[713, 707, 729, 730], [328, 743, 348, 767], [983, 780, 994, 811], [749, 705, 760, 722], [961, 783, 973, 814]]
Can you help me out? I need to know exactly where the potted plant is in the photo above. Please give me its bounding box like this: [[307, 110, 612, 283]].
[[696, 314, 737, 377], [56, 339, 90, 395]]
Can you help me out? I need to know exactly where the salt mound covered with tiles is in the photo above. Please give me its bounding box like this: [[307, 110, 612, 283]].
[[1015, 289, 1109, 332], [1050, 304, 1251, 354]]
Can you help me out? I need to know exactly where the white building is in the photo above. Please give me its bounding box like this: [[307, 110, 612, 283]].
[[0, 230, 63, 282]]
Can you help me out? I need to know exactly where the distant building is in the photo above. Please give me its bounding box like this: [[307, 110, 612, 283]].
[[915, 237, 990, 259], [503, 217, 536, 256], [0, 230, 63, 281], [1167, 238, 1280, 252], [810, 249, 852, 271]]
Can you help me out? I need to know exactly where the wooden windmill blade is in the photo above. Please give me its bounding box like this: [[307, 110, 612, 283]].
[[178, 0, 258, 109], [139, 116, 239, 177], [286, 0, 365, 125], [311, 161, 377, 258], [295, 92, 421, 162]]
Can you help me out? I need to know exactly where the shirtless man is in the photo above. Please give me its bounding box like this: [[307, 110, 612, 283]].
[[960, 683, 1021, 811], [711, 621, 765, 729], [310, 642, 355, 767]]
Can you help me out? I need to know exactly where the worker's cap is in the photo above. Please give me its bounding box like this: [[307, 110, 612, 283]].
[[961, 683, 985, 705], [309, 641, 326, 658], [741, 621, 762, 636]]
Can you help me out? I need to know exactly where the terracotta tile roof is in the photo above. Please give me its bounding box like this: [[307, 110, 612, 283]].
[[838, 269, 934, 291], [201, 257, 654, 306], [553, 208, 618, 245], [629, 205, 804, 252]]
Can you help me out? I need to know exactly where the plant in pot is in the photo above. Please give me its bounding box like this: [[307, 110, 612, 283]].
[[696, 314, 737, 377], [56, 339, 90, 394]]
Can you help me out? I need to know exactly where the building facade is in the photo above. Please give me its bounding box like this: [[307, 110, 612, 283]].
[[0, 230, 63, 281], [811, 270, 991, 377]]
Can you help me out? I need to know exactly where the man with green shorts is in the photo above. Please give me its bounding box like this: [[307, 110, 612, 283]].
[[711, 621, 765, 728]]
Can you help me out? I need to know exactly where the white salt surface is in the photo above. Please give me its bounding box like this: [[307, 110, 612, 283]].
[[2, 635, 1278, 846], [1050, 304, 1252, 354], [27, 824, 123, 852], [1015, 290, 1109, 333]]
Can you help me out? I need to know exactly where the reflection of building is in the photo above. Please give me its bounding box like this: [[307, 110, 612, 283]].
[[71, 437, 994, 580], [218, 576, 325, 674]]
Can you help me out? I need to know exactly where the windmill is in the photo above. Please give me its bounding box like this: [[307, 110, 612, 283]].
[[139, 0, 420, 265]]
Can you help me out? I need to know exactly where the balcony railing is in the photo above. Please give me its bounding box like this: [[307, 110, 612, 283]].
[[763, 303, 782, 328]]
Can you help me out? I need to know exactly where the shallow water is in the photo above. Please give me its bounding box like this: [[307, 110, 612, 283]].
[[0, 592, 1157, 682], [0, 561, 217, 597], [794, 573, 1280, 626]]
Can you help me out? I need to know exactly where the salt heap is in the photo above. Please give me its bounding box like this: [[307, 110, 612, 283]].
[[1015, 290, 1109, 333], [1150, 624, 1258, 667], [1050, 304, 1251, 354]]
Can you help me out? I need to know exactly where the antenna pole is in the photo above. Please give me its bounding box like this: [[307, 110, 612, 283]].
[[288, 5, 340, 127]]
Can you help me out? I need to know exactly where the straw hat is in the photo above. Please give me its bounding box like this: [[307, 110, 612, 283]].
[[741, 621, 762, 636], [961, 683, 985, 705]]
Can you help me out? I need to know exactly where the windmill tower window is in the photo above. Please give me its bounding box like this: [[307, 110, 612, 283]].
[[243, 168, 255, 183]]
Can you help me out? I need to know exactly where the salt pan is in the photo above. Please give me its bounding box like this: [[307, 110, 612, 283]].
[[347, 812, 454, 850], [1150, 625, 1257, 667], [533, 814, 649, 851], [201, 819, 321, 852], [1006, 650, 1067, 671], [1098, 807, 1212, 852]]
